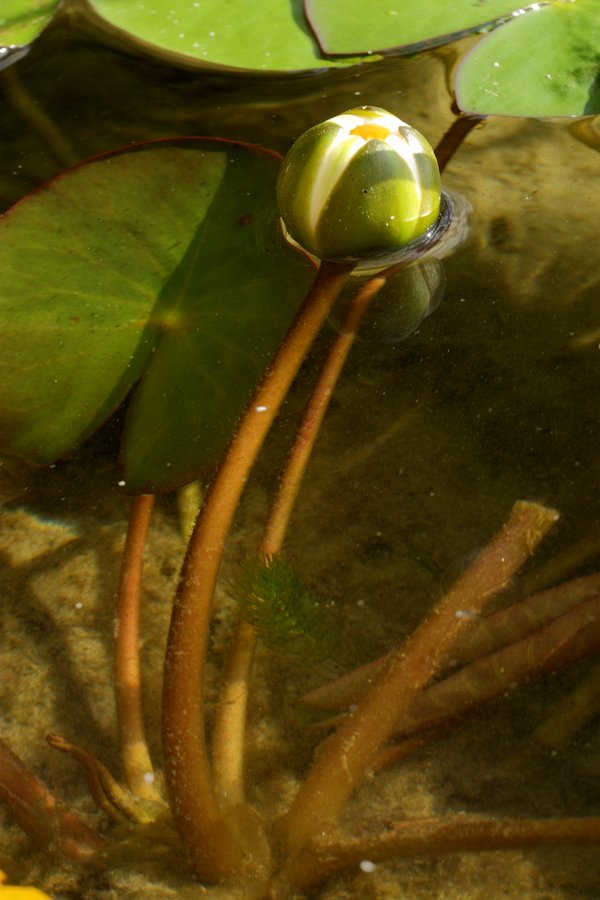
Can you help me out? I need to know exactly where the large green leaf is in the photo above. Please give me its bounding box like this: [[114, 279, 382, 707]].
[[304, 0, 525, 55], [0, 0, 59, 46], [81, 0, 356, 72], [456, 0, 600, 116], [0, 139, 315, 493]]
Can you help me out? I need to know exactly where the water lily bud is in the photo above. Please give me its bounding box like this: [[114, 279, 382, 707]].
[[277, 106, 441, 263]]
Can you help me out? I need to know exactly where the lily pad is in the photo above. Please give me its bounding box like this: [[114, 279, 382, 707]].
[[456, 0, 600, 117], [82, 0, 355, 72], [0, 0, 59, 47], [0, 139, 315, 493], [304, 0, 526, 55]]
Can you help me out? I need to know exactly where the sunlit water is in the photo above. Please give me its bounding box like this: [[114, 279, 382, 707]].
[[1, 23, 600, 900]]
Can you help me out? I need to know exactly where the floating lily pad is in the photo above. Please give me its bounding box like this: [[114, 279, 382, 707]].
[[456, 0, 600, 117], [82, 0, 355, 72], [0, 139, 315, 493], [0, 0, 60, 47], [304, 0, 525, 55]]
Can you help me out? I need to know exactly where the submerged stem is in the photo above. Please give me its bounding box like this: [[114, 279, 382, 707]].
[[263, 270, 390, 553], [434, 108, 484, 173], [211, 618, 258, 808], [161, 261, 352, 882], [114, 494, 160, 802], [278, 501, 558, 865], [285, 814, 600, 891], [301, 572, 600, 713], [212, 267, 391, 808], [2, 67, 79, 170], [0, 737, 103, 860]]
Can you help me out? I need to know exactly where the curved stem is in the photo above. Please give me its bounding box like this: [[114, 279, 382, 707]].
[[2, 67, 78, 169], [391, 588, 600, 740], [211, 268, 391, 808], [301, 572, 600, 711], [161, 261, 352, 883], [114, 494, 160, 802], [283, 814, 600, 892], [529, 631, 600, 750], [0, 737, 103, 860], [47, 734, 136, 825], [434, 109, 484, 173], [278, 501, 558, 862], [211, 618, 258, 808], [262, 270, 390, 553]]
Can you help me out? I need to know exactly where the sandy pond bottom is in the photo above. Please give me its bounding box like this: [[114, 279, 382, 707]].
[[2, 58, 600, 900]]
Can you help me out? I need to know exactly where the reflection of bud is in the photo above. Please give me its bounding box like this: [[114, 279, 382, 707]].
[[328, 258, 445, 347], [277, 106, 441, 263]]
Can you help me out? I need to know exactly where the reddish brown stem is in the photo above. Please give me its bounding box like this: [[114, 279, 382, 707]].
[[314, 582, 600, 744], [455, 571, 600, 664], [161, 261, 352, 883], [304, 580, 600, 758], [370, 734, 430, 771], [114, 493, 160, 802], [284, 814, 600, 892], [434, 110, 484, 173], [278, 501, 558, 860], [0, 737, 103, 860], [46, 733, 160, 825], [304, 584, 600, 762], [390, 588, 600, 740], [212, 268, 392, 806], [301, 572, 600, 713], [533, 657, 600, 749], [260, 269, 390, 554]]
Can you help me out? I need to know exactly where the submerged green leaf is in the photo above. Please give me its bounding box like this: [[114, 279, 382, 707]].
[[456, 0, 600, 116], [0, 139, 315, 493], [0, 0, 59, 47]]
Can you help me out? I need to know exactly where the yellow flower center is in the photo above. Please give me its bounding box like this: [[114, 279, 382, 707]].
[[350, 124, 391, 141]]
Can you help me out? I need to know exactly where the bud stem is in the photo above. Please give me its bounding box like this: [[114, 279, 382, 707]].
[[162, 261, 353, 882], [434, 110, 485, 173], [212, 266, 393, 808]]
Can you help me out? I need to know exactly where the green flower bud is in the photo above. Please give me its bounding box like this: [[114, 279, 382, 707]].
[[277, 106, 441, 263]]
